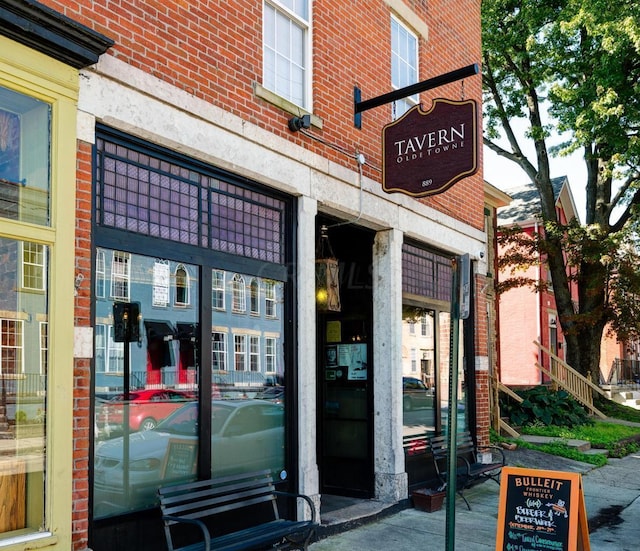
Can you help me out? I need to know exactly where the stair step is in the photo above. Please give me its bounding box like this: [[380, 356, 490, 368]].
[[518, 435, 591, 452]]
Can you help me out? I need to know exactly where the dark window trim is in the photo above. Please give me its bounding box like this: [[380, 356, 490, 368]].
[[0, 0, 113, 68]]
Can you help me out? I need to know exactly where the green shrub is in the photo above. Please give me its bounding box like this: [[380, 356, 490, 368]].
[[15, 410, 27, 423], [500, 386, 593, 428]]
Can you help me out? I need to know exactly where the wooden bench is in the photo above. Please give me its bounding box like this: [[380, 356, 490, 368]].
[[158, 470, 317, 551], [430, 431, 505, 510]]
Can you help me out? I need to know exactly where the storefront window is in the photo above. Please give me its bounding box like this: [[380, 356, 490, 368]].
[[0, 86, 51, 226], [93, 250, 199, 517], [0, 237, 46, 536]]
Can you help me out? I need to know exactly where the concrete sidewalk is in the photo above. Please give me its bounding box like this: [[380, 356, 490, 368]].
[[310, 449, 640, 550]]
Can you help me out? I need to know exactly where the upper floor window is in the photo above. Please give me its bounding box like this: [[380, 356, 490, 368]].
[[232, 274, 246, 313], [212, 270, 225, 311], [391, 16, 418, 119], [263, 0, 310, 108], [0, 86, 51, 226], [110, 251, 130, 300], [96, 250, 106, 298], [265, 281, 276, 318], [175, 264, 190, 306], [22, 241, 46, 291], [250, 278, 260, 315]]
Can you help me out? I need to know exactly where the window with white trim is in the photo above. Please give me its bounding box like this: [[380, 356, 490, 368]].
[[1, 319, 23, 375], [96, 249, 106, 298], [212, 331, 227, 371], [22, 241, 46, 291], [39, 322, 48, 374], [263, 0, 310, 108], [232, 274, 246, 313], [265, 281, 276, 318], [391, 15, 418, 118], [250, 278, 260, 315], [234, 334, 247, 371], [175, 264, 190, 306], [249, 335, 260, 372], [212, 270, 225, 311], [265, 336, 277, 373], [110, 251, 130, 300]]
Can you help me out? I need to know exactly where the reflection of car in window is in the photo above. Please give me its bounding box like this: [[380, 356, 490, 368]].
[[96, 388, 196, 433], [93, 399, 285, 517], [402, 377, 434, 411]]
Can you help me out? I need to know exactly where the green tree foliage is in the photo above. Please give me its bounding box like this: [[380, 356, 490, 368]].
[[483, 0, 640, 379]]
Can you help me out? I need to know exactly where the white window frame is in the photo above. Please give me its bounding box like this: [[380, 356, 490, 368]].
[[263, 0, 311, 109], [234, 334, 247, 371], [250, 278, 260, 315], [39, 321, 48, 375], [212, 331, 227, 371], [110, 250, 131, 300], [212, 269, 226, 311], [21, 241, 47, 291], [107, 325, 124, 373], [391, 15, 418, 119], [174, 264, 190, 306], [96, 249, 106, 298], [265, 281, 277, 318], [1, 319, 24, 375], [232, 274, 246, 313], [265, 336, 277, 373], [249, 335, 260, 372]]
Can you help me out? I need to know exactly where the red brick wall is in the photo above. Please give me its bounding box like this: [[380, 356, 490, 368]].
[[46, 0, 483, 230]]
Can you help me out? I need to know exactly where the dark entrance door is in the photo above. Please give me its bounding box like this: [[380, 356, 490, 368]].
[[317, 221, 374, 498]]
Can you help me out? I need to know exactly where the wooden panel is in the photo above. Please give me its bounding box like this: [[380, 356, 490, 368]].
[[0, 461, 26, 533]]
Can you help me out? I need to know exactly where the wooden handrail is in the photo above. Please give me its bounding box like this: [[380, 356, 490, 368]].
[[534, 341, 607, 419]]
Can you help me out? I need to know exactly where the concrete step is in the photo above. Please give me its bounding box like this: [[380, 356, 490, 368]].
[[518, 434, 592, 452]]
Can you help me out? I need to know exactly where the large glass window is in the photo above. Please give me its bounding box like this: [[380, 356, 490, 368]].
[[0, 87, 51, 226], [0, 237, 47, 536], [93, 250, 199, 517], [391, 16, 418, 119], [263, 0, 310, 108]]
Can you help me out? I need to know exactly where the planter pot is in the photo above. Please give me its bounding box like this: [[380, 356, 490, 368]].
[[411, 488, 446, 513]]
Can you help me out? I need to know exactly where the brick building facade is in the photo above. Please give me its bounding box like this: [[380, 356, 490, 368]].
[[0, 1, 488, 550]]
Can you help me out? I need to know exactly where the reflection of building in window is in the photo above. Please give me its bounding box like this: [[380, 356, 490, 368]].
[[212, 269, 225, 310], [175, 264, 190, 305], [263, 0, 310, 108], [250, 278, 259, 314], [95, 324, 123, 373], [411, 348, 417, 372], [265, 337, 277, 373], [265, 281, 276, 317], [1, 319, 23, 375], [249, 336, 260, 371], [110, 251, 130, 300], [95, 250, 106, 298], [212, 331, 227, 371], [232, 274, 246, 313], [39, 321, 48, 374], [234, 334, 247, 370], [22, 241, 46, 290], [391, 15, 418, 119]]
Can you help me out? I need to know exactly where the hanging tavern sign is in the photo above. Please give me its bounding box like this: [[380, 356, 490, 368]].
[[382, 98, 478, 197]]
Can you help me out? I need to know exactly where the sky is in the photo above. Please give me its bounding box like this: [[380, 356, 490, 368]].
[[483, 123, 589, 223]]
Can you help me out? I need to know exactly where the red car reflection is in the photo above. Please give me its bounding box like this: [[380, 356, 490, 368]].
[[97, 389, 196, 432]]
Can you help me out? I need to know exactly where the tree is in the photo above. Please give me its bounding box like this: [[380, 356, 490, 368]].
[[482, 0, 640, 380]]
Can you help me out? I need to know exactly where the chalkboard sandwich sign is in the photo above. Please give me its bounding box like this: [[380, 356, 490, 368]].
[[495, 467, 590, 551]]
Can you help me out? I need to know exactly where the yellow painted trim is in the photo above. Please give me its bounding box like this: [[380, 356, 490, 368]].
[[0, 36, 79, 551]]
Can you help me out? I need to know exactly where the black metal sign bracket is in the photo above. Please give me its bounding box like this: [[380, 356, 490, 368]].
[[353, 63, 479, 128]]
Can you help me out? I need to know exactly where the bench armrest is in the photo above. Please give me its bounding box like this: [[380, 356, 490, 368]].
[[162, 515, 212, 551], [273, 491, 317, 524]]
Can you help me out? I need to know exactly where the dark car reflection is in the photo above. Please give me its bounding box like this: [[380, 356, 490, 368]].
[[402, 377, 434, 411], [94, 399, 285, 516]]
